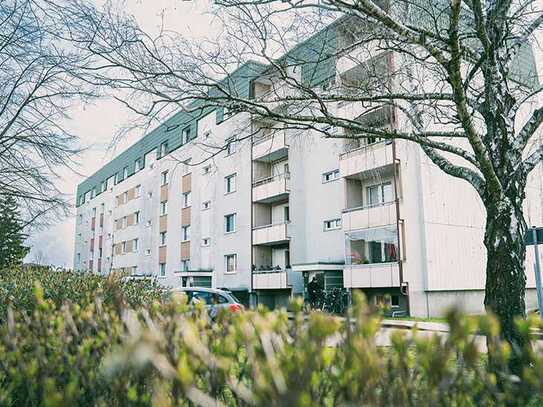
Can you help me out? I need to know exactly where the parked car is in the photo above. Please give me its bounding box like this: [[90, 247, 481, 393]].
[[170, 287, 244, 317]]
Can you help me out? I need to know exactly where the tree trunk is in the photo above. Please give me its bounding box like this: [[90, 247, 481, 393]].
[[483, 194, 527, 369]]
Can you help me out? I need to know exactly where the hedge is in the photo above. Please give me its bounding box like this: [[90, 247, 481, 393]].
[[1, 267, 543, 406]]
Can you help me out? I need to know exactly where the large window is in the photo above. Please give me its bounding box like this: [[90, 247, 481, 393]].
[[159, 263, 166, 277], [159, 141, 168, 158], [225, 254, 237, 273], [160, 201, 168, 216], [182, 192, 191, 208], [225, 213, 236, 233], [226, 137, 237, 155], [345, 226, 398, 265], [225, 173, 237, 194], [182, 225, 191, 241], [366, 182, 393, 206], [161, 170, 169, 186]]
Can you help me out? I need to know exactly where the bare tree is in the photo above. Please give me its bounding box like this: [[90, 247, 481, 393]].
[[0, 0, 98, 230], [69, 0, 543, 352]]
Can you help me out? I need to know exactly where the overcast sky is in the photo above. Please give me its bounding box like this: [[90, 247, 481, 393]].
[[25, 0, 216, 267]]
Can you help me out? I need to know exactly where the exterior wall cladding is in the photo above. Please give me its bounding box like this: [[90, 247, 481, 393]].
[[74, 19, 543, 317]]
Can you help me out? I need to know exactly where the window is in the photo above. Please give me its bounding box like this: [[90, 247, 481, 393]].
[[284, 163, 290, 174], [160, 201, 168, 216], [367, 182, 393, 206], [159, 263, 166, 277], [145, 249, 151, 256], [324, 218, 342, 231], [202, 165, 211, 175], [226, 137, 237, 155], [202, 237, 210, 247], [133, 239, 139, 252], [160, 231, 167, 246], [148, 192, 153, 199], [182, 192, 191, 208], [134, 185, 141, 198], [99, 248, 103, 258], [181, 260, 190, 272], [135, 158, 143, 172], [92, 207, 97, 217], [204, 131, 211, 139], [161, 170, 169, 186], [323, 169, 340, 183], [100, 203, 105, 212], [78, 214, 83, 224], [122, 241, 127, 253], [345, 225, 398, 265], [182, 225, 191, 241], [134, 211, 140, 224], [76, 253, 81, 265], [146, 220, 152, 227], [123, 191, 128, 204], [159, 141, 168, 158], [225, 254, 237, 273], [101, 180, 107, 192], [202, 200, 211, 210], [225, 213, 236, 233], [225, 173, 237, 194], [182, 126, 191, 144], [123, 166, 128, 179], [284, 206, 290, 222]]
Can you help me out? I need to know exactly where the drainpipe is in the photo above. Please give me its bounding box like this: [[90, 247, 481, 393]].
[[250, 115, 256, 308], [391, 116, 410, 316]]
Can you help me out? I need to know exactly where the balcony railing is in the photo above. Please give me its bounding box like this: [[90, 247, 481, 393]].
[[252, 268, 289, 289], [343, 262, 400, 288], [339, 140, 394, 178], [252, 172, 289, 187], [342, 201, 396, 231], [252, 221, 289, 245], [252, 131, 288, 162], [252, 173, 290, 203]]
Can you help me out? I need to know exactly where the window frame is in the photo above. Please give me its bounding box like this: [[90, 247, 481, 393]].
[[159, 231, 167, 246], [225, 254, 237, 273], [225, 173, 237, 194], [224, 213, 237, 234], [322, 169, 340, 183], [181, 225, 191, 242], [324, 218, 342, 231]]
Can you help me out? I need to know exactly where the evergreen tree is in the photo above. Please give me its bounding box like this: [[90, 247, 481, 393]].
[[0, 195, 29, 268]]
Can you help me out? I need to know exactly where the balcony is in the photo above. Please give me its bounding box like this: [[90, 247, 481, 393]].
[[253, 131, 288, 162], [342, 202, 396, 231], [258, 80, 298, 112], [343, 262, 400, 288], [253, 222, 289, 246], [253, 269, 289, 289], [340, 140, 394, 178], [252, 173, 290, 204]]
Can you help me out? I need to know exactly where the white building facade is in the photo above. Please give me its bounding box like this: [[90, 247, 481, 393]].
[[74, 19, 543, 316]]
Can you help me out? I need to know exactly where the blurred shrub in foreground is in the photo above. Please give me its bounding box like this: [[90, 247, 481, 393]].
[[0, 266, 162, 318], [1, 268, 543, 406]]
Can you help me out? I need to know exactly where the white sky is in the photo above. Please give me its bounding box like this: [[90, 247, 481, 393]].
[[25, 0, 217, 266]]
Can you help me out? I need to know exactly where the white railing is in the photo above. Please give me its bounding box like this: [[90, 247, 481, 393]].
[[252, 172, 290, 187]]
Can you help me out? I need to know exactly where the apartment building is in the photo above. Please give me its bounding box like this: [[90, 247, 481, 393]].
[[75, 18, 543, 316]]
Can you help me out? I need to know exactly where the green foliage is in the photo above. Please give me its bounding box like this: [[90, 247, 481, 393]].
[[0, 195, 29, 268], [1, 271, 543, 406], [0, 266, 162, 319]]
